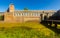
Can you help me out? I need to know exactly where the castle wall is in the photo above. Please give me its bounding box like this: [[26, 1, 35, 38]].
[[4, 4, 57, 23], [4, 11, 56, 22], [4, 12, 14, 22], [23, 16, 40, 22], [12, 16, 40, 22]]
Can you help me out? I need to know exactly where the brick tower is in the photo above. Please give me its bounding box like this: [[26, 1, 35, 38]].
[[9, 3, 14, 12], [4, 3, 15, 22]]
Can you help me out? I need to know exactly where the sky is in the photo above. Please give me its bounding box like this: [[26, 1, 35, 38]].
[[0, 0, 60, 12]]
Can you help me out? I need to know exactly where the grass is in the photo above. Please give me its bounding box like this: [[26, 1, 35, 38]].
[[0, 21, 59, 38]]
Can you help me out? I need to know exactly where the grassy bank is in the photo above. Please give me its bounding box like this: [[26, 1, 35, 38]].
[[0, 22, 59, 38]]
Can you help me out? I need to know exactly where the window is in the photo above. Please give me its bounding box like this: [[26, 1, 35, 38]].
[[23, 13, 28, 16], [14, 13, 21, 16], [37, 13, 41, 16], [31, 13, 39, 16]]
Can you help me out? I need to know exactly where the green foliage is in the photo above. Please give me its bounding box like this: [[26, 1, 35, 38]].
[[0, 22, 59, 38], [0, 27, 57, 38], [0, 15, 4, 20], [24, 7, 28, 10]]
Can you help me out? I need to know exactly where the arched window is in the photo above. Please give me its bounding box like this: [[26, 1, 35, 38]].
[[23, 13, 28, 16]]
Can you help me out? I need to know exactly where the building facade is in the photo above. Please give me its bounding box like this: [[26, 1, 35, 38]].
[[4, 4, 56, 22]]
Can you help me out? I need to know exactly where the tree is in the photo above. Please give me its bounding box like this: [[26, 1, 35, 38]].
[[24, 7, 28, 10], [0, 15, 4, 21]]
